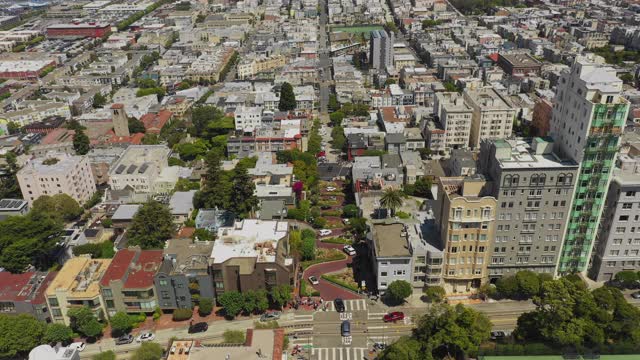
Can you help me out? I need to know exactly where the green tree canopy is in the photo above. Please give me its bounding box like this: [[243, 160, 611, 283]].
[[175, 139, 208, 161], [109, 311, 133, 337], [386, 280, 412, 305], [278, 82, 296, 111], [132, 342, 163, 360], [92, 93, 107, 108], [73, 128, 90, 155], [198, 297, 213, 316], [127, 200, 175, 249], [0, 152, 20, 199], [269, 284, 292, 309], [193, 150, 232, 210], [43, 323, 74, 344], [67, 306, 103, 338], [229, 162, 257, 218], [93, 350, 116, 360], [32, 193, 83, 222], [128, 117, 146, 134], [218, 291, 244, 318], [380, 188, 403, 217], [0, 314, 45, 358], [422, 286, 446, 303]]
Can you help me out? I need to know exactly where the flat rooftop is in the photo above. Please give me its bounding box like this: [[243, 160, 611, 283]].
[[493, 138, 578, 169], [212, 219, 289, 264], [372, 222, 412, 258], [46, 257, 111, 298], [188, 329, 283, 360]]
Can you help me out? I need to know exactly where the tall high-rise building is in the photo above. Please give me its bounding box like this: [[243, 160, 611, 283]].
[[369, 30, 394, 72], [550, 54, 630, 274], [478, 138, 579, 279]]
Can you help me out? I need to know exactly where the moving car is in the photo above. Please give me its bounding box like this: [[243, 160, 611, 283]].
[[334, 298, 345, 312], [631, 291, 640, 299], [308, 275, 319, 285], [343, 245, 356, 256], [319, 229, 332, 236], [68, 342, 85, 352], [341, 320, 351, 336], [188, 322, 208, 334], [115, 334, 134, 345], [260, 311, 281, 322], [136, 332, 155, 343], [383, 312, 405, 323]]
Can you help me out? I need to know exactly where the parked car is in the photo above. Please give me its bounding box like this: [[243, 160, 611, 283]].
[[68, 342, 85, 352], [136, 332, 155, 342], [490, 331, 507, 340], [342, 218, 350, 224], [115, 334, 134, 345], [383, 312, 405, 323], [326, 186, 337, 192], [309, 275, 319, 285], [260, 311, 281, 322], [631, 291, 640, 299], [188, 322, 208, 334], [343, 245, 356, 256], [334, 298, 345, 312], [319, 229, 332, 236]]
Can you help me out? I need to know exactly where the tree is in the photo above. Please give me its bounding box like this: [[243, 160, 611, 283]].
[[269, 284, 292, 309], [278, 82, 296, 111], [496, 275, 518, 298], [413, 177, 432, 198], [328, 94, 340, 112], [300, 234, 316, 261], [515, 270, 542, 298], [229, 163, 257, 218], [0, 152, 21, 199], [331, 125, 346, 151], [92, 93, 107, 108], [342, 204, 359, 218], [443, 81, 457, 92], [109, 311, 132, 337], [127, 200, 175, 249], [0, 314, 45, 358], [128, 117, 146, 134], [175, 139, 208, 161], [198, 298, 213, 316], [307, 120, 322, 155], [380, 188, 403, 217], [378, 336, 423, 360], [386, 280, 412, 305], [93, 351, 116, 360], [142, 133, 160, 145], [614, 270, 638, 288], [67, 306, 103, 338], [218, 291, 244, 318], [423, 286, 446, 303], [32, 194, 83, 222], [73, 128, 90, 155], [193, 150, 231, 210], [132, 342, 163, 360], [7, 121, 21, 135], [348, 217, 367, 239], [43, 323, 74, 344], [329, 111, 344, 127]]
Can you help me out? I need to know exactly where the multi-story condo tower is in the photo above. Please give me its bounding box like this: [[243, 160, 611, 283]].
[[478, 138, 579, 279], [589, 143, 640, 281], [433, 92, 473, 152], [463, 87, 517, 150], [370, 30, 394, 72], [550, 54, 630, 274]]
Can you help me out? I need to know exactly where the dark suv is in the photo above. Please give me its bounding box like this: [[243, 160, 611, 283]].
[[188, 322, 209, 334], [334, 298, 345, 312], [115, 334, 134, 345]]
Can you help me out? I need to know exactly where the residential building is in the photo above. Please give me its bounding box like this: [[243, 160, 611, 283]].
[[211, 220, 294, 295], [17, 153, 96, 205], [434, 92, 473, 152], [169, 191, 196, 224], [531, 98, 553, 137], [478, 138, 579, 279], [0, 271, 56, 323], [0, 198, 29, 220], [234, 106, 263, 133], [154, 239, 214, 310], [370, 30, 394, 72], [434, 176, 496, 293], [497, 53, 542, 77], [464, 87, 517, 150], [367, 221, 413, 292], [100, 248, 163, 317], [29, 345, 80, 360], [0, 59, 56, 81], [108, 145, 177, 196], [352, 156, 403, 193], [226, 130, 303, 158], [248, 153, 293, 186], [551, 55, 630, 275], [45, 256, 111, 325], [589, 148, 640, 281]]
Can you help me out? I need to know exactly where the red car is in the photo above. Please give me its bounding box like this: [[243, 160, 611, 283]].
[[383, 312, 405, 322]]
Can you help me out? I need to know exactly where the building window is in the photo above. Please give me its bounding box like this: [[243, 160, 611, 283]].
[[610, 250, 620, 256], [616, 227, 626, 234], [159, 280, 168, 286], [52, 309, 62, 317], [381, 272, 387, 277], [48, 298, 58, 307], [613, 238, 623, 245], [102, 289, 113, 298]]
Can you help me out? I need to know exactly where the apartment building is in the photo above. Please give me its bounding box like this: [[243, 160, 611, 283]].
[[478, 138, 579, 279], [46, 256, 111, 325], [367, 222, 413, 292], [108, 145, 177, 196], [248, 153, 293, 187], [234, 106, 264, 133], [154, 239, 214, 310], [237, 55, 287, 80], [433, 92, 473, 152], [211, 220, 294, 296], [434, 176, 496, 293], [100, 248, 163, 317], [370, 30, 394, 72], [0, 271, 56, 323], [464, 87, 516, 150], [17, 153, 96, 205], [551, 54, 630, 275], [589, 148, 640, 281]]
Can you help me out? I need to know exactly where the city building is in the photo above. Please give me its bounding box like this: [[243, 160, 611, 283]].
[[100, 248, 163, 317], [154, 239, 214, 310], [17, 153, 97, 205], [464, 87, 517, 150], [45, 256, 111, 325], [497, 53, 542, 77], [0, 271, 56, 323], [370, 30, 394, 72], [434, 176, 496, 293], [234, 106, 263, 133], [0, 59, 56, 81], [367, 221, 414, 292], [46, 22, 111, 39], [551, 55, 630, 275], [478, 138, 579, 279], [589, 147, 640, 281], [108, 145, 177, 197], [211, 219, 294, 295], [29, 345, 79, 360], [433, 92, 473, 152], [0, 198, 29, 220], [248, 153, 293, 187]]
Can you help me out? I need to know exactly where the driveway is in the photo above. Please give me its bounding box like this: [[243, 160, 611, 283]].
[[304, 254, 362, 301]]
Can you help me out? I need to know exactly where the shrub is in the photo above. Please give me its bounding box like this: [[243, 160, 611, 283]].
[[423, 286, 446, 303], [223, 330, 246, 344], [152, 307, 161, 321], [198, 298, 213, 316], [172, 308, 192, 321], [614, 270, 639, 288]]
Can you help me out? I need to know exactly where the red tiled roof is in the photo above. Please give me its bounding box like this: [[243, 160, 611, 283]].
[[101, 249, 137, 287], [140, 110, 173, 134], [488, 53, 500, 63], [111, 103, 124, 109], [123, 250, 163, 289], [0, 271, 54, 304], [40, 128, 75, 145], [33, 272, 57, 305]]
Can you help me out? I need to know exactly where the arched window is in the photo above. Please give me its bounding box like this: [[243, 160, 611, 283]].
[[512, 175, 520, 186], [565, 174, 573, 186], [557, 173, 565, 185], [503, 175, 512, 187], [539, 174, 546, 186], [530, 174, 539, 186]]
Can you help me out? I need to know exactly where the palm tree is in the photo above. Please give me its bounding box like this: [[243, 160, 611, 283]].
[[380, 188, 403, 218]]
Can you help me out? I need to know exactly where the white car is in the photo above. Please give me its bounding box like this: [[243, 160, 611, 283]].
[[326, 186, 337, 192], [136, 332, 155, 343], [319, 229, 332, 236], [68, 342, 85, 352], [343, 245, 356, 256], [342, 218, 350, 224], [308, 276, 319, 285]]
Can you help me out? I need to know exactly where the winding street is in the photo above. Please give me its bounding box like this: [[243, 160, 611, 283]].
[[303, 240, 363, 300]]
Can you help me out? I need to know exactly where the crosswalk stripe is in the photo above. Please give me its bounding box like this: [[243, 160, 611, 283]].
[[346, 347, 351, 360]]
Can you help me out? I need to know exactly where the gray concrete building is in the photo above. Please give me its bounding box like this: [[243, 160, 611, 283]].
[[589, 147, 640, 282], [478, 138, 579, 280], [367, 221, 414, 292], [370, 30, 394, 72]]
